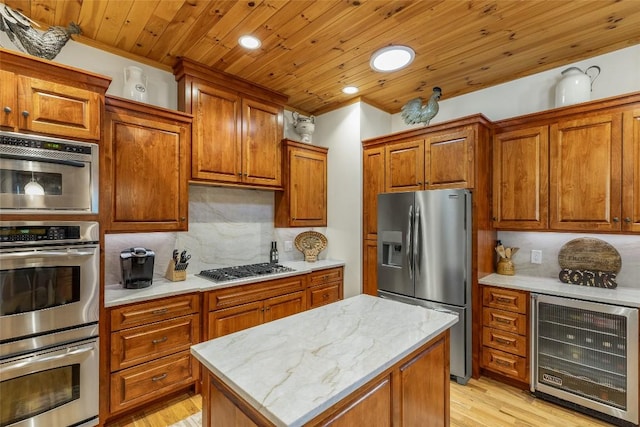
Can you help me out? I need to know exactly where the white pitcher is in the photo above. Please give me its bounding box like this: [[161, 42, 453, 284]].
[[554, 65, 600, 107], [123, 66, 148, 102]]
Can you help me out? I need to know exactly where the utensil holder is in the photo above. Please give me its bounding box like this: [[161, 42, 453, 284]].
[[496, 258, 515, 276], [165, 260, 186, 281]]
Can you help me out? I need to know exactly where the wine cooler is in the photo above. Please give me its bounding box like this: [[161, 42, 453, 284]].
[[531, 294, 638, 426]]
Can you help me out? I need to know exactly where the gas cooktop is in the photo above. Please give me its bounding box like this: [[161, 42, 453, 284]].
[[198, 263, 295, 283]]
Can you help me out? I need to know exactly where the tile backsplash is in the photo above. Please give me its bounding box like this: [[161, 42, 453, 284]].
[[104, 185, 326, 286], [497, 231, 640, 289]]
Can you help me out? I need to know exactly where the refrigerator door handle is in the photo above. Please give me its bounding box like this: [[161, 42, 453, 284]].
[[407, 205, 413, 279], [413, 205, 420, 276]]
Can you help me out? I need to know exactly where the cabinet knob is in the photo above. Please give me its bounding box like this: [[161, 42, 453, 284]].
[[492, 217, 497, 221], [3, 106, 11, 113], [180, 217, 186, 222], [624, 217, 632, 223], [238, 172, 242, 176], [613, 217, 620, 223], [21, 110, 29, 118]]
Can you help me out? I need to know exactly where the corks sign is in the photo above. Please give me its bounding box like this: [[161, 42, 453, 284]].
[[557, 238, 621, 289]]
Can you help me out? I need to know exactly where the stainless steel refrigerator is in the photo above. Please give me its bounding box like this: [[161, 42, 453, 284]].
[[377, 189, 471, 384]]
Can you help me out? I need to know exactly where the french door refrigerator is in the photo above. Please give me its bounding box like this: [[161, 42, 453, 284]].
[[377, 189, 472, 384]]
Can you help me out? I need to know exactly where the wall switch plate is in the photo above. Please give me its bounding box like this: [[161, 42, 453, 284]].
[[531, 249, 542, 264], [284, 241, 293, 252]]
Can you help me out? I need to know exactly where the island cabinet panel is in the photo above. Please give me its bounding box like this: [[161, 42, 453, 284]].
[[623, 108, 640, 232], [105, 293, 200, 421], [102, 97, 192, 232], [492, 126, 549, 229], [0, 50, 110, 140], [550, 113, 622, 231], [275, 140, 328, 227]]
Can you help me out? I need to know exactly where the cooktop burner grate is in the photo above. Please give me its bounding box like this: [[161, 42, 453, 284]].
[[198, 263, 295, 282]]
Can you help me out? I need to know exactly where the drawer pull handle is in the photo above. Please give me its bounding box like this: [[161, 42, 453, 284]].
[[495, 337, 513, 346], [495, 296, 512, 303], [495, 316, 512, 324], [22, 110, 29, 118], [323, 293, 329, 299], [152, 308, 168, 315], [495, 359, 512, 367], [152, 373, 168, 382], [152, 336, 168, 344]]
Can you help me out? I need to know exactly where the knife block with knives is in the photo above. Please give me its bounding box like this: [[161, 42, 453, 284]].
[[165, 249, 189, 281]]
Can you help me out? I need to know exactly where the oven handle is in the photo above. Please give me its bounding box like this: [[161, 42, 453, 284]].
[[0, 341, 96, 381], [1, 153, 86, 168], [1, 250, 96, 259]]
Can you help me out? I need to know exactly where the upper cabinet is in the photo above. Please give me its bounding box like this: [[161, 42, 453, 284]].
[[174, 59, 287, 190], [0, 49, 110, 141], [493, 92, 640, 233], [102, 96, 192, 232], [275, 139, 328, 227]]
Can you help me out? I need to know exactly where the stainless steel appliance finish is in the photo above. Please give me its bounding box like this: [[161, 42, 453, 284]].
[[0, 221, 99, 342], [0, 333, 99, 427], [377, 189, 472, 384], [0, 131, 98, 214], [531, 294, 639, 425], [199, 263, 296, 282]]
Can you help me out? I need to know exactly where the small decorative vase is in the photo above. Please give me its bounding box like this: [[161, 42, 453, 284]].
[[292, 111, 315, 143], [123, 66, 148, 103]]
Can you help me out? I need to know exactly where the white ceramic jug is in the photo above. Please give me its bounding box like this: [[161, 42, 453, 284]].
[[123, 66, 148, 102], [554, 65, 600, 107]]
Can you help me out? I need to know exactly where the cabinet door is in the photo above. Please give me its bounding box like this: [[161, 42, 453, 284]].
[[425, 126, 474, 189], [242, 98, 283, 187], [208, 301, 263, 339], [623, 108, 640, 232], [362, 239, 378, 296], [191, 82, 242, 183], [0, 70, 16, 129], [263, 291, 305, 323], [289, 145, 327, 226], [17, 76, 101, 140], [103, 110, 189, 232], [550, 114, 622, 231], [385, 139, 424, 192], [363, 146, 385, 240], [493, 126, 549, 229]]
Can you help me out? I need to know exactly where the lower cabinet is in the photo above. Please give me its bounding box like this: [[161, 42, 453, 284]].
[[307, 267, 343, 309], [480, 286, 530, 386], [107, 294, 200, 417]]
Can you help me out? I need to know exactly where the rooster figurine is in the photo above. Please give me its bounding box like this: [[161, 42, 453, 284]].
[[0, 4, 81, 60], [400, 87, 442, 126]]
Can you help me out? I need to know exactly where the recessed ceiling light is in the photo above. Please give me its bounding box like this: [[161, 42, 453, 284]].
[[370, 45, 415, 72], [342, 86, 359, 94], [239, 35, 261, 49]]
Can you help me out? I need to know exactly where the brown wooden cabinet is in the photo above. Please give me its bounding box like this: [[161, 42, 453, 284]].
[[102, 96, 192, 232], [307, 267, 343, 309], [275, 139, 328, 227], [107, 294, 200, 416], [0, 50, 109, 140], [492, 126, 549, 229], [363, 146, 385, 240], [385, 138, 424, 192], [174, 58, 287, 190], [480, 286, 529, 386], [623, 108, 640, 232], [363, 239, 378, 296]]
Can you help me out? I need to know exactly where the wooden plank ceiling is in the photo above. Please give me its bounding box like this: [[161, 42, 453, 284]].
[[4, 0, 640, 114]]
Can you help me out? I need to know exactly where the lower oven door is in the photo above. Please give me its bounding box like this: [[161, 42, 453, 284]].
[[0, 244, 99, 341], [0, 336, 99, 427]]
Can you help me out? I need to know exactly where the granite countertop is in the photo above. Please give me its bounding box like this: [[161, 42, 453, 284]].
[[190, 294, 458, 427], [104, 260, 345, 307], [479, 273, 640, 308]]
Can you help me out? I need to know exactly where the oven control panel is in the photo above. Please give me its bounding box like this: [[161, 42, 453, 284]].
[[0, 134, 92, 154], [0, 225, 81, 243]]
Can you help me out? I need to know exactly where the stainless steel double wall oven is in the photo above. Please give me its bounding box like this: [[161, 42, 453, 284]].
[[0, 226, 100, 425]]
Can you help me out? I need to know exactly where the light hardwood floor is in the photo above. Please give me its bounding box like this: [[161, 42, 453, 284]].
[[106, 377, 612, 426]]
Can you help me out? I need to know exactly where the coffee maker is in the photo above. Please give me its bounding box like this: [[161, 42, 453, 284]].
[[120, 247, 155, 289]]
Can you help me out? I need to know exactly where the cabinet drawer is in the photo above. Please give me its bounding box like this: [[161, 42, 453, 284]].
[[110, 351, 198, 413], [110, 294, 199, 331], [308, 283, 341, 309], [482, 327, 527, 357], [483, 286, 528, 314], [483, 307, 527, 335], [309, 267, 343, 286], [208, 275, 305, 310], [482, 347, 528, 383], [111, 314, 200, 371]]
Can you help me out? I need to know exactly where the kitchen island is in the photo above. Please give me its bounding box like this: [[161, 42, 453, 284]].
[[191, 294, 458, 426]]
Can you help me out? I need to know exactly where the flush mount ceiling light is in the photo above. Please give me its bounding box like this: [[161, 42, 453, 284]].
[[370, 45, 415, 72], [238, 35, 261, 49], [342, 86, 359, 94]]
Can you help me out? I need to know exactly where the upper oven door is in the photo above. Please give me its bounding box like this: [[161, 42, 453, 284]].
[[0, 133, 98, 213], [0, 244, 99, 341]]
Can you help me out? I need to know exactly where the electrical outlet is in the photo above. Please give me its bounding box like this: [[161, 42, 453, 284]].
[[531, 249, 542, 264], [284, 241, 293, 252]]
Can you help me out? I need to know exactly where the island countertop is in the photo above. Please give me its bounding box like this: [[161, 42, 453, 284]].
[[190, 294, 458, 427]]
